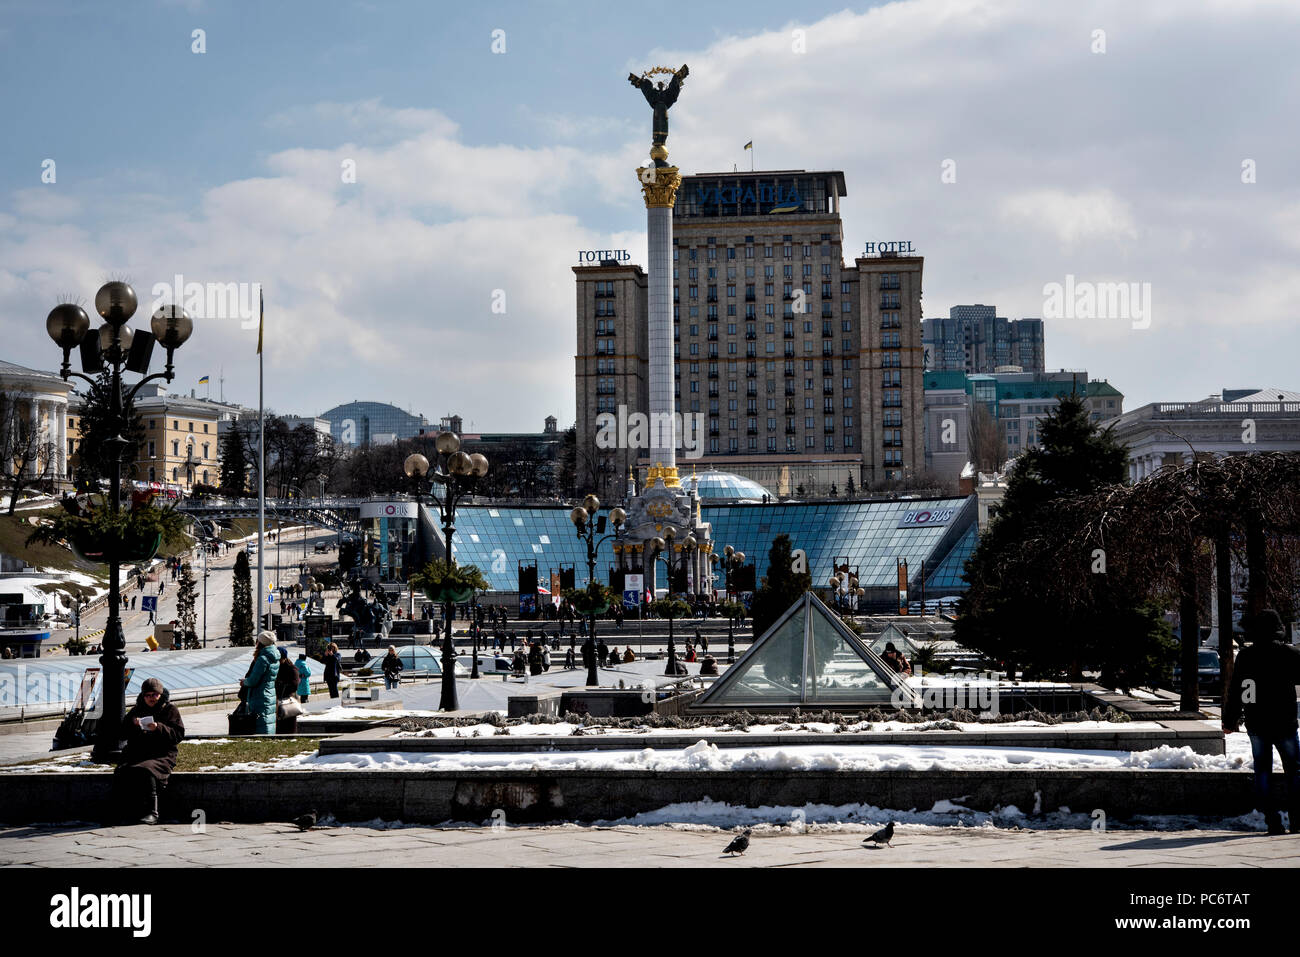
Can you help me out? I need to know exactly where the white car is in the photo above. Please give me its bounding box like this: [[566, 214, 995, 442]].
[[457, 654, 513, 675]]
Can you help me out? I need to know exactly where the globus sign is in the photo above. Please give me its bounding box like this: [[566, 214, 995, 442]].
[[898, 507, 955, 528], [360, 502, 418, 519]]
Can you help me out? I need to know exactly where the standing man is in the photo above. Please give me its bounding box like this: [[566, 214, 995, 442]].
[[1223, 609, 1300, 835]]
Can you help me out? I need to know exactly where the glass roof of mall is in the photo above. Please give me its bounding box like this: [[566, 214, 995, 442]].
[[445, 496, 976, 594], [678, 470, 772, 503]]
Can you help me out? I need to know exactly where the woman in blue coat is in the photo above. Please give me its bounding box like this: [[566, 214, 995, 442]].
[[295, 653, 312, 702], [241, 632, 279, 734]]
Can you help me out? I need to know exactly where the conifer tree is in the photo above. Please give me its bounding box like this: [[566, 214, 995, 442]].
[[230, 549, 254, 646]]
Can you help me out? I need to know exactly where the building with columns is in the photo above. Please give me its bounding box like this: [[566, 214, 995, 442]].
[[1109, 388, 1300, 482], [0, 359, 74, 488]]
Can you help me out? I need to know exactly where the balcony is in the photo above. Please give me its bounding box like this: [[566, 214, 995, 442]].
[[783, 331, 794, 339], [707, 295, 718, 303], [708, 333, 718, 341], [745, 331, 756, 340], [822, 329, 834, 338], [785, 427, 797, 435], [784, 386, 796, 397], [824, 427, 836, 434], [747, 427, 758, 435], [824, 387, 835, 395], [595, 328, 616, 336], [709, 428, 720, 437], [596, 386, 617, 395], [745, 293, 756, 302], [784, 369, 795, 378], [708, 369, 719, 379]]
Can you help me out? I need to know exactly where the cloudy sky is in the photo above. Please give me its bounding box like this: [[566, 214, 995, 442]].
[[1, 0, 1296, 430]]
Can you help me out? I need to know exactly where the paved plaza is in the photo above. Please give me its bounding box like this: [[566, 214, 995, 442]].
[[2, 821, 1296, 868]]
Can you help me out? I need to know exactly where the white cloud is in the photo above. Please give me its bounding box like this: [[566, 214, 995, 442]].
[[2, 0, 1298, 425]]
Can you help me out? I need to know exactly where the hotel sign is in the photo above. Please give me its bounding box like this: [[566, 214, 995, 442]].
[[577, 249, 632, 263], [864, 241, 916, 255], [898, 507, 955, 528]]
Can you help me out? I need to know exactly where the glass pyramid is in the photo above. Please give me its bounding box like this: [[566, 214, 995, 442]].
[[697, 592, 920, 709]]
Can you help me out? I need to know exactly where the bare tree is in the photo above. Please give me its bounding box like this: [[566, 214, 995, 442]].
[[0, 391, 60, 514], [967, 402, 1007, 473]]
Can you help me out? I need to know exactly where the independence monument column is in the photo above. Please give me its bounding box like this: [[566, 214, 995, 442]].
[[629, 64, 689, 485]]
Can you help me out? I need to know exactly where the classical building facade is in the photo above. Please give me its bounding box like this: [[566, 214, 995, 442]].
[[1109, 388, 1300, 482], [70, 384, 239, 491], [0, 359, 74, 486], [575, 169, 924, 500]]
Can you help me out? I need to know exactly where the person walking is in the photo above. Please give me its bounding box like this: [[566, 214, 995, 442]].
[[323, 642, 342, 699], [240, 632, 279, 735], [295, 653, 312, 703], [381, 645, 403, 691], [1224, 609, 1300, 835], [112, 677, 184, 825], [697, 627, 708, 654]]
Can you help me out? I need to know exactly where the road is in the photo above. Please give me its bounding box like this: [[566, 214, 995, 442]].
[[54, 524, 339, 653]]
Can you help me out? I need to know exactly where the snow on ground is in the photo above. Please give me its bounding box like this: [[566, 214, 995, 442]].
[[266, 740, 1248, 774]]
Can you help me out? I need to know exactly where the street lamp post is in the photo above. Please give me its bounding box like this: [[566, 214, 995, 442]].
[[46, 282, 192, 762], [722, 545, 745, 663], [403, 433, 489, 712], [570, 496, 626, 687], [650, 526, 696, 670]]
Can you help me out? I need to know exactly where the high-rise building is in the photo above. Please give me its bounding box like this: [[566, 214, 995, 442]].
[[574, 169, 924, 500], [923, 305, 1044, 374]]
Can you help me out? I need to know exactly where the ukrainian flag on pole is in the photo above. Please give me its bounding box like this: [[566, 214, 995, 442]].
[[198, 375, 209, 385]]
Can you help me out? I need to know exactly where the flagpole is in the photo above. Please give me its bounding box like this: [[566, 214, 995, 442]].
[[257, 287, 265, 634]]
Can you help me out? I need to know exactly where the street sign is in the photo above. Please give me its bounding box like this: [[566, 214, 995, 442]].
[[141, 596, 158, 612], [624, 573, 643, 608]]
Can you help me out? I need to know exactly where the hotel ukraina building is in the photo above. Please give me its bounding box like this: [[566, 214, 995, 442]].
[[575, 169, 923, 500]]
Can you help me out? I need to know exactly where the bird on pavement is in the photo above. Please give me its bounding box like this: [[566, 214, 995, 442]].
[[863, 822, 895, 848], [292, 810, 318, 831], [723, 828, 752, 856]]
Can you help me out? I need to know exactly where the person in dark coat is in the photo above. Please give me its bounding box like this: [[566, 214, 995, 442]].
[[528, 641, 544, 676], [275, 646, 300, 734], [322, 642, 342, 698], [1223, 609, 1300, 834], [696, 627, 708, 654], [113, 677, 185, 825], [381, 645, 403, 690], [597, 639, 609, 667]]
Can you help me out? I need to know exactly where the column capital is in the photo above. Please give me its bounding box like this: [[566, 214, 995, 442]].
[[637, 166, 681, 208]]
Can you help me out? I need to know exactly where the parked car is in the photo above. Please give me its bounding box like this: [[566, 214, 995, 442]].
[[313, 542, 332, 554], [457, 654, 513, 675], [1172, 649, 1222, 694]]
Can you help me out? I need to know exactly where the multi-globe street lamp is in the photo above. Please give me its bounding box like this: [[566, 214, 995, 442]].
[[46, 282, 193, 762], [569, 495, 626, 687], [648, 526, 696, 668], [403, 433, 488, 710]]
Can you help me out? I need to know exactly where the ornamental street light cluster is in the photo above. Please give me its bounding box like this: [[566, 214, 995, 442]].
[[404, 432, 488, 710], [722, 544, 746, 663], [46, 281, 193, 763], [570, 494, 625, 687]]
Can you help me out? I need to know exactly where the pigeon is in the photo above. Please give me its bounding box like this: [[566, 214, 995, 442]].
[[292, 810, 317, 831], [723, 828, 752, 856], [863, 822, 894, 848]]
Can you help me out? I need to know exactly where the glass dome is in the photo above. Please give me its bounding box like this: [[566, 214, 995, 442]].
[[679, 469, 772, 504]]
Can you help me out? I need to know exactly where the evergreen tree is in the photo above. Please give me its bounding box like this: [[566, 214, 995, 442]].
[[749, 534, 812, 639], [957, 395, 1171, 682], [175, 561, 198, 647], [230, 550, 254, 646], [219, 424, 248, 496], [845, 473, 856, 498], [73, 370, 146, 492]]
